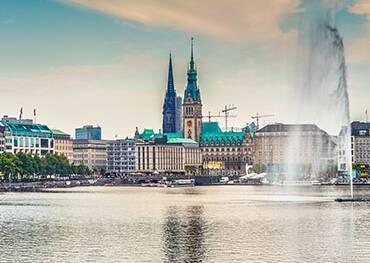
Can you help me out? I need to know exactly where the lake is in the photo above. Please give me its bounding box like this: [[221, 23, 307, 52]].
[[0, 185, 369, 262]]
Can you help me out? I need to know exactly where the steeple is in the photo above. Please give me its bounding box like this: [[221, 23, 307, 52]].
[[162, 53, 178, 133], [190, 37, 195, 71], [184, 37, 200, 102], [167, 53, 175, 93]]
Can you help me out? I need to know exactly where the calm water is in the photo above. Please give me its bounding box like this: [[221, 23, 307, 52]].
[[0, 185, 369, 263]]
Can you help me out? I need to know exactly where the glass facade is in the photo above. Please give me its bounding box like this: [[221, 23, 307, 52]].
[[75, 126, 101, 140]]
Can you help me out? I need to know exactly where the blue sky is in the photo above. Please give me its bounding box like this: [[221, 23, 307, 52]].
[[1, 0, 370, 138]]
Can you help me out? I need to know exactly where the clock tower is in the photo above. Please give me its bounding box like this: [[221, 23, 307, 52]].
[[183, 38, 202, 142]]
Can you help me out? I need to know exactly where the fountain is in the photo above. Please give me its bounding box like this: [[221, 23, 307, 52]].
[[287, 1, 354, 197]]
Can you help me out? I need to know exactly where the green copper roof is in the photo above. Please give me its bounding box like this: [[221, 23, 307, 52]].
[[167, 138, 197, 144], [200, 122, 254, 145], [51, 129, 70, 136], [184, 37, 201, 102], [1, 121, 52, 135], [139, 129, 183, 141], [202, 122, 222, 134]]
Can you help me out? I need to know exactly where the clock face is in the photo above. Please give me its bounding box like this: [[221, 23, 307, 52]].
[[187, 120, 192, 127]]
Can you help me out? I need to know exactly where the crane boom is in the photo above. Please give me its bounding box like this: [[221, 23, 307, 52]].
[[251, 113, 275, 130]]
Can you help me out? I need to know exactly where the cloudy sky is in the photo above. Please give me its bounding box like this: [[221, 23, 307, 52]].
[[0, 0, 369, 138]]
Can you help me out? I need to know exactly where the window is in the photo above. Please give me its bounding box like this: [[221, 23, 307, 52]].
[[41, 139, 49, 148]]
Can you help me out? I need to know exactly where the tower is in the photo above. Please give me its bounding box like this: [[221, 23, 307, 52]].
[[183, 37, 202, 142], [162, 53, 178, 133]]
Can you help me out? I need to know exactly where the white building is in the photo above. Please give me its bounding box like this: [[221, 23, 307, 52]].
[[0, 116, 54, 156], [338, 121, 370, 171], [135, 137, 202, 174], [107, 138, 136, 175]]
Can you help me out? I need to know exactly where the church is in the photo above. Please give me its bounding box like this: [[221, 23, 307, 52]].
[[136, 38, 254, 176]]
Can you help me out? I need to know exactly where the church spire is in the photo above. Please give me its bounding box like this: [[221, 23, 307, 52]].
[[167, 53, 175, 93], [162, 52, 178, 133], [190, 37, 195, 71]]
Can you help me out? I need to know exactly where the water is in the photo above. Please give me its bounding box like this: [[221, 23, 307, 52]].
[[0, 186, 369, 262], [287, 1, 352, 189]]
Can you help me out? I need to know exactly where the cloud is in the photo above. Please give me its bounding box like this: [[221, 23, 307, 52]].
[[61, 0, 299, 42], [351, 0, 370, 15]]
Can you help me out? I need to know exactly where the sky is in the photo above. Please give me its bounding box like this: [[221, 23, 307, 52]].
[[0, 0, 370, 138]]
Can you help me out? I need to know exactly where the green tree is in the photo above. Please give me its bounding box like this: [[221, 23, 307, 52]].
[[252, 163, 266, 174]]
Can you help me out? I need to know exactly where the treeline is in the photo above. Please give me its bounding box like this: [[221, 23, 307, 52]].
[[0, 152, 91, 182]]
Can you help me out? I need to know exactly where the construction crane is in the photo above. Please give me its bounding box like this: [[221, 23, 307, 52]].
[[222, 105, 237, 132], [251, 113, 275, 130], [203, 111, 223, 122], [203, 105, 237, 131]]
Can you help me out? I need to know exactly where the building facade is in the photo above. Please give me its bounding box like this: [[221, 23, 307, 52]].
[[52, 129, 73, 163], [73, 139, 108, 171], [200, 122, 254, 176], [338, 121, 370, 171], [135, 137, 202, 174], [107, 138, 136, 175], [0, 116, 54, 156], [183, 38, 202, 142], [0, 124, 5, 153], [75, 125, 101, 140], [175, 96, 182, 133], [253, 124, 337, 176]]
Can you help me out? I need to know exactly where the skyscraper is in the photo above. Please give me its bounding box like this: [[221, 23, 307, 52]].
[[183, 38, 202, 142], [162, 53, 178, 133]]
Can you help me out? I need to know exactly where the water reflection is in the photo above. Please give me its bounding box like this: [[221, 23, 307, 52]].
[[162, 206, 207, 263]]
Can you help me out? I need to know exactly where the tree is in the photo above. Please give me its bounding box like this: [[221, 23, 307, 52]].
[[252, 163, 266, 174], [0, 152, 91, 182]]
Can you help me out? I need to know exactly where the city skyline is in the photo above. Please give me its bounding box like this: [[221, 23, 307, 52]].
[[1, 0, 370, 138]]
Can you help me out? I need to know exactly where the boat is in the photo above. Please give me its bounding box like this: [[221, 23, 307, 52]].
[[167, 179, 195, 187]]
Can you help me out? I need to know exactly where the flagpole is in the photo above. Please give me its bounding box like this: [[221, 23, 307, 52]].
[[366, 109, 368, 123]]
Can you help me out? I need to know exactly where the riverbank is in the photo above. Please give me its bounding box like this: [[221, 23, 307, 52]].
[[1, 179, 369, 192]]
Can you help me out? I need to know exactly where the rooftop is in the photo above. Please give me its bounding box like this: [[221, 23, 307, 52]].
[[257, 123, 326, 133], [200, 122, 254, 145], [51, 129, 70, 136], [167, 137, 197, 144], [1, 120, 52, 135]]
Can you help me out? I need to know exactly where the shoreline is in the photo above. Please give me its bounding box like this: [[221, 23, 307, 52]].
[[1, 180, 369, 192]]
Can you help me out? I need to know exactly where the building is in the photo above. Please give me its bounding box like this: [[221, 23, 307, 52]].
[[107, 138, 136, 175], [0, 116, 54, 156], [338, 121, 370, 171], [162, 53, 182, 133], [75, 125, 101, 140], [73, 139, 108, 171], [0, 124, 5, 153], [175, 96, 182, 133], [253, 123, 337, 176], [200, 122, 254, 176], [52, 129, 73, 163], [183, 38, 202, 142], [135, 136, 202, 174]]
